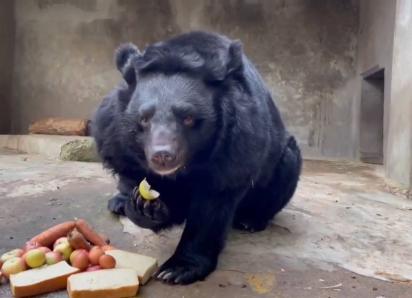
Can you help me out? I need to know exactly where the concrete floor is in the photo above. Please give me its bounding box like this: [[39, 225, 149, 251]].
[[0, 149, 411, 298]]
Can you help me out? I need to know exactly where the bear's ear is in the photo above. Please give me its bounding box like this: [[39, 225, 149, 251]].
[[115, 43, 142, 85], [226, 40, 244, 76], [206, 40, 244, 82]]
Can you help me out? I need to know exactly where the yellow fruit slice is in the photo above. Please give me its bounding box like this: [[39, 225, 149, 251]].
[[139, 179, 160, 200]]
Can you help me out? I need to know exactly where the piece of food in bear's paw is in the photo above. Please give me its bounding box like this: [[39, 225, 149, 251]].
[[138, 179, 160, 201]]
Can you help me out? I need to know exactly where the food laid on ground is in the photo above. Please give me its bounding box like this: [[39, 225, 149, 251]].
[[75, 219, 107, 247], [99, 233, 111, 245], [1, 257, 27, 279], [45, 252, 62, 265], [101, 245, 116, 252], [23, 242, 41, 252], [71, 251, 89, 272], [98, 254, 116, 269], [138, 178, 160, 200], [30, 221, 76, 247], [88, 246, 105, 265], [1, 249, 24, 263], [67, 268, 139, 298], [105, 249, 158, 285], [53, 237, 69, 249], [37, 247, 51, 254], [67, 230, 92, 251], [10, 261, 80, 298], [0, 218, 158, 297], [69, 249, 87, 264], [85, 265, 101, 272], [23, 249, 46, 268], [53, 242, 73, 261]]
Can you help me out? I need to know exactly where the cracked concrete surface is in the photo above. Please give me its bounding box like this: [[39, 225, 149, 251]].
[[0, 149, 411, 298]]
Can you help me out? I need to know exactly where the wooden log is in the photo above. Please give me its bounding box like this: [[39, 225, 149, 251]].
[[29, 118, 90, 136]]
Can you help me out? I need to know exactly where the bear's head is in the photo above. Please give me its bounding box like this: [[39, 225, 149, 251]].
[[114, 33, 244, 176]]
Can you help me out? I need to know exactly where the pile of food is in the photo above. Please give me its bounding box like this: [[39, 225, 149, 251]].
[[0, 218, 158, 298]]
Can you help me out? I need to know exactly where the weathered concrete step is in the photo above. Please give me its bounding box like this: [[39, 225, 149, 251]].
[[0, 135, 99, 162]]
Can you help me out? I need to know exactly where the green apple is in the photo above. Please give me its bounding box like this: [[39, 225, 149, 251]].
[[53, 243, 73, 261], [1, 257, 27, 279], [53, 237, 69, 249], [24, 249, 46, 268], [1, 249, 24, 263]]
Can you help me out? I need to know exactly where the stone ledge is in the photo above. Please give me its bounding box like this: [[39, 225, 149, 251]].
[[0, 134, 100, 162]]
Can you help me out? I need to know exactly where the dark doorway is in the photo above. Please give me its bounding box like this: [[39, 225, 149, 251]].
[[360, 67, 384, 165]]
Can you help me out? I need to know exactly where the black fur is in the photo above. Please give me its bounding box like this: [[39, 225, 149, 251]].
[[91, 31, 302, 285]]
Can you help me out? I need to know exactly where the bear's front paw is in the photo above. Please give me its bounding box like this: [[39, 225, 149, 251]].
[[124, 190, 170, 230], [154, 253, 215, 285], [107, 195, 127, 216]]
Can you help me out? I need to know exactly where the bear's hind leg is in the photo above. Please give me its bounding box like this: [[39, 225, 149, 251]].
[[233, 137, 302, 232]]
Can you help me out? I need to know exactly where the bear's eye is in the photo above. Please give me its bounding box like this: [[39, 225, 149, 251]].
[[183, 115, 194, 126], [141, 117, 149, 125]]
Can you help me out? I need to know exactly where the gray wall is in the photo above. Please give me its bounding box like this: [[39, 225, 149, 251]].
[[11, 0, 359, 159], [357, 0, 412, 187], [388, 0, 412, 186], [0, 0, 15, 134], [356, 0, 396, 162]]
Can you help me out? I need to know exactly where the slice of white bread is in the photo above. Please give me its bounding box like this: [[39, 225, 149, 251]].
[[10, 261, 80, 298], [67, 268, 139, 298], [105, 250, 158, 285]]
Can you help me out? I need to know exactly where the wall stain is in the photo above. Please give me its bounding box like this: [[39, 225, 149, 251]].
[[36, 0, 97, 11]]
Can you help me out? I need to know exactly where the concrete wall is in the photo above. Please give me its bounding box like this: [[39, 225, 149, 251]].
[[388, 0, 412, 187], [0, 0, 15, 134], [357, 0, 412, 188], [11, 0, 359, 159], [356, 0, 396, 163]]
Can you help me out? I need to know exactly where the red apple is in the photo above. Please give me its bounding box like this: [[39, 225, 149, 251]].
[[53, 243, 73, 261], [25, 249, 46, 268], [85, 265, 101, 272], [69, 249, 88, 265], [45, 252, 62, 265], [38, 247, 52, 254], [1, 257, 27, 279], [1, 249, 24, 263], [53, 237, 69, 249], [24, 241, 41, 252]]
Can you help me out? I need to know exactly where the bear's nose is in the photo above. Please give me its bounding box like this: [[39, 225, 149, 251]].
[[151, 146, 176, 166]]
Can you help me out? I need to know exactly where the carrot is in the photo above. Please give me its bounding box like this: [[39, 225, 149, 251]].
[[68, 230, 92, 251], [75, 219, 106, 247], [102, 245, 116, 252], [99, 233, 110, 245], [30, 221, 76, 247]]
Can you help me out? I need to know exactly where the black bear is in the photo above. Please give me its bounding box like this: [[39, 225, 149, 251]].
[[91, 31, 302, 285]]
